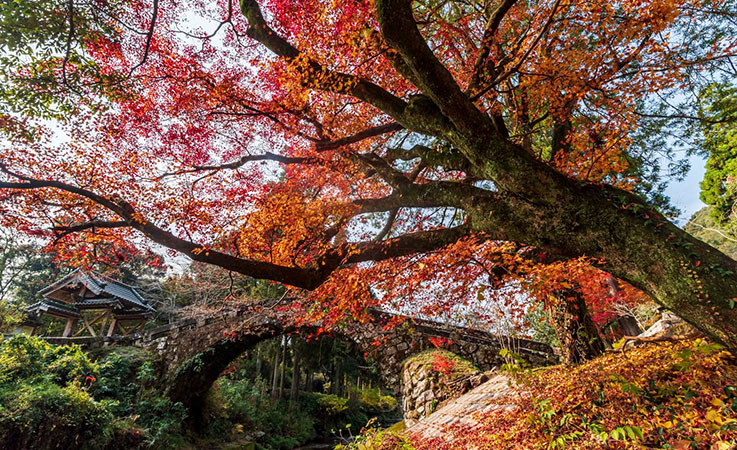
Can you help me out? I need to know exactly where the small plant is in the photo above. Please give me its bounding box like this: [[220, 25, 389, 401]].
[[431, 353, 455, 376]]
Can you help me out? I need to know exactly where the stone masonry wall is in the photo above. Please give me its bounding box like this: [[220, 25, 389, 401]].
[[133, 304, 556, 394], [400, 350, 491, 426]]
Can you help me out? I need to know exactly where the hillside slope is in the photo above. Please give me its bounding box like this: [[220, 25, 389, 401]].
[[362, 340, 737, 450]]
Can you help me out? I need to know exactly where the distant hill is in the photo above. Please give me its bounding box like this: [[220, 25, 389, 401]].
[[684, 207, 737, 260]]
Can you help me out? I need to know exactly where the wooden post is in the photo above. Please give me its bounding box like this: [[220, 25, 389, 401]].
[[99, 309, 111, 337], [82, 316, 97, 337], [106, 318, 118, 337], [62, 318, 77, 337]]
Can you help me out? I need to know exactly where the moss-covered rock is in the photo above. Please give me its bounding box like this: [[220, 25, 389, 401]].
[[400, 350, 480, 425]]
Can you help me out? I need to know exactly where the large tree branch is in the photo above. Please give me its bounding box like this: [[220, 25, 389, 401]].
[[239, 0, 410, 125], [354, 181, 505, 217], [375, 0, 493, 136], [314, 122, 403, 151], [384, 144, 470, 172], [0, 168, 327, 289], [468, 0, 519, 93], [0, 167, 504, 290], [155, 152, 317, 180], [52, 220, 128, 234], [325, 225, 472, 267]]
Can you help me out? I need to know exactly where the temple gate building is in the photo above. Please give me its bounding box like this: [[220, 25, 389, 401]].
[[25, 269, 154, 337]]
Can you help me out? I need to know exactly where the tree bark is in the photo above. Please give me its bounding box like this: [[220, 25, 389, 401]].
[[332, 363, 342, 396], [255, 345, 262, 379], [605, 276, 642, 337], [270, 339, 280, 404], [547, 288, 607, 364], [289, 343, 300, 411], [279, 338, 287, 399]]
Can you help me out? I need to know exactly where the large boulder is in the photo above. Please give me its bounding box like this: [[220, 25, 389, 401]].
[[638, 311, 698, 339]]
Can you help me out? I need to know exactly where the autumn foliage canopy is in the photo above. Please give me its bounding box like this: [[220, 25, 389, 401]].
[[1, 0, 737, 344]]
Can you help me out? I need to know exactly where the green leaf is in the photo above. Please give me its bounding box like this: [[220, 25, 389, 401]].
[[625, 426, 636, 440], [632, 426, 644, 440]]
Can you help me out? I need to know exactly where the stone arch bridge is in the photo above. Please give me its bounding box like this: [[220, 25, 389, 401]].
[[47, 298, 556, 425]]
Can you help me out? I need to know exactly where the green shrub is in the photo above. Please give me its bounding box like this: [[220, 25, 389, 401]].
[[90, 352, 138, 416], [356, 387, 398, 413], [0, 379, 113, 450], [134, 396, 187, 449], [0, 335, 186, 450], [213, 377, 316, 449], [316, 393, 349, 415], [0, 334, 97, 384]]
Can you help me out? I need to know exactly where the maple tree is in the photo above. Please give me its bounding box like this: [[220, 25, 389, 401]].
[[1, 0, 737, 353]]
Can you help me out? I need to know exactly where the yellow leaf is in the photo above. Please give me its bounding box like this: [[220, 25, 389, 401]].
[[705, 409, 723, 425]]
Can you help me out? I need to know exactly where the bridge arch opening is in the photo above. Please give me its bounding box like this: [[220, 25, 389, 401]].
[[204, 333, 401, 446], [167, 324, 399, 431]]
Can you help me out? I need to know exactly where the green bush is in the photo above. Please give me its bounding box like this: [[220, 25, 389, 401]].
[[0, 335, 187, 450], [355, 387, 398, 413], [0, 334, 97, 384], [0, 378, 113, 450], [0, 301, 24, 333], [134, 396, 187, 449]]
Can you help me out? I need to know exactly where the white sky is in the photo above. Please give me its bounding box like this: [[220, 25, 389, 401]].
[[666, 154, 708, 224]]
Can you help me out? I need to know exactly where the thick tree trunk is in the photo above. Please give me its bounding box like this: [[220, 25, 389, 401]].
[[457, 145, 737, 351], [255, 346, 262, 379], [547, 289, 607, 364], [570, 186, 737, 350], [617, 315, 642, 337], [605, 276, 642, 336], [373, 0, 737, 352], [332, 363, 342, 396]]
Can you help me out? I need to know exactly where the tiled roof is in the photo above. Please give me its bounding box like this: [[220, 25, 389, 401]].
[[99, 277, 154, 311], [76, 298, 124, 309], [26, 300, 81, 318], [38, 269, 154, 312]]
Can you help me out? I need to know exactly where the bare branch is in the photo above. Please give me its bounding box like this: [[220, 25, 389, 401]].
[[335, 225, 472, 265], [53, 220, 128, 234], [62, 0, 76, 88], [315, 122, 403, 151], [155, 152, 317, 180], [127, 0, 159, 76], [373, 208, 398, 242]]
